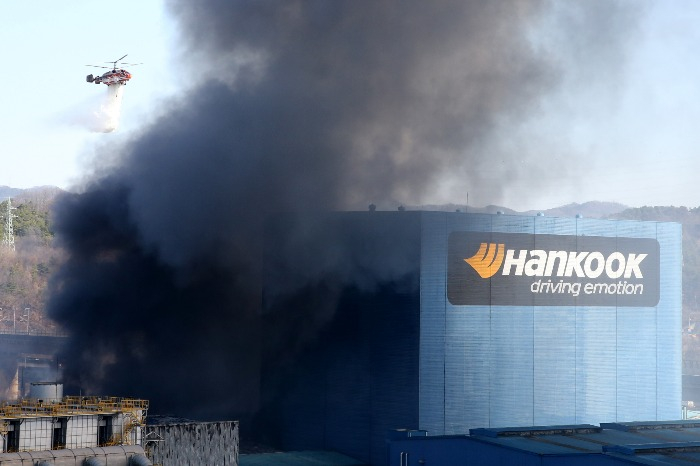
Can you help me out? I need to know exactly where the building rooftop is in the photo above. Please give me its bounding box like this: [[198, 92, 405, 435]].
[[0, 396, 149, 419], [467, 421, 700, 464], [240, 450, 368, 466]]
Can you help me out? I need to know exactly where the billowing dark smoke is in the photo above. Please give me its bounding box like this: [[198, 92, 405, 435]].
[[48, 1, 637, 419]]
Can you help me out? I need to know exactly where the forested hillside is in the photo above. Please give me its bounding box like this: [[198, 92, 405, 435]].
[[611, 206, 700, 318], [0, 187, 63, 334]]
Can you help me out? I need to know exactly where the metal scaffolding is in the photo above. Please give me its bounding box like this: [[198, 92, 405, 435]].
[[1, 197, 16, 252]]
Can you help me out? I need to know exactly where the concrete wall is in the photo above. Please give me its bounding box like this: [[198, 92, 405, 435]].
[[146, 421, 238, 466], [18, 418, 52, 451], [2, 411, 145, 452], [65, 415, 97, 449]]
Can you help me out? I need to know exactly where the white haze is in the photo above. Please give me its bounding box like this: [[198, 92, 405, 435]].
[[91, 84, 125, 133], [55, 84, 126, 134]]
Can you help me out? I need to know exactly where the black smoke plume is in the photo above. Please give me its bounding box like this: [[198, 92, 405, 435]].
[[48, 1, 637, 419]]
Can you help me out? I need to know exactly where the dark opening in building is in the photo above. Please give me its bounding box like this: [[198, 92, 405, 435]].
[[7, 420, 21, 452], [52, 417, 66, 449], [98, 415, 113, 446]]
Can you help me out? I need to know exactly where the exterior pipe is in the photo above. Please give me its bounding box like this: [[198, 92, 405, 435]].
[[84, 458, 106, 466], [129, 454, 153, 466]]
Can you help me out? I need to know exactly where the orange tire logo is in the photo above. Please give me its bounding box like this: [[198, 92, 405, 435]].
[[464, 243, 505, 278]]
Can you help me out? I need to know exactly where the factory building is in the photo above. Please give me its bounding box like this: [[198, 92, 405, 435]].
[[261, 211, 682, 466], [0, 383, 242, 465], [0, 383, 151, 465], [0, 384, 147, 452]]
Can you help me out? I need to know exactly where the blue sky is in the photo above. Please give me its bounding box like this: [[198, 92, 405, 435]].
[[0, 0, 178, 189], [543, 0, 700, 210], [1, 1, 699, 211], [451, 0, 700, 211]]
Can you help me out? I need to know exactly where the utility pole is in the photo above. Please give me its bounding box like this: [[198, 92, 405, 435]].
[[1, 197, 17, 251], [21, 308, 29, 335]]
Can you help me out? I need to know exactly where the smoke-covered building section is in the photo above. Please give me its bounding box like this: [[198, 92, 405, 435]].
[[0, 334, 65, 401], [261, 211, 681, 466], [262, 211, 421, 465]]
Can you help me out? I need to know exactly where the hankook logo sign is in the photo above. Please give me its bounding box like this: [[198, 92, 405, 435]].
[[448, 232, 660, 307]]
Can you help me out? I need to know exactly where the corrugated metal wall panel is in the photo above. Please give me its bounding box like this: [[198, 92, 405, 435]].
[[534, 307, 577, 425], [572, 218, 619, 424], [616, 304, 658, 421], [445, 213, 498, 433], [418, 212, 448, 435], [656, 220, 683, 419], [420, 212, 682, 435], [421, 212, 497, 435], [489, 306, 534, 427], [444, 306, 491, 433], [488, 216, 536, 428], [574, 306, 617, 424], [532, 217, 578, 425]]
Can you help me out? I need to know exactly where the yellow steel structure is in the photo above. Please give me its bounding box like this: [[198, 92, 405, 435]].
[[0, 397, 148, 419]]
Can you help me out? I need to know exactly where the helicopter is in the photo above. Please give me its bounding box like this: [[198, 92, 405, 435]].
[[86, 54, 140, 86]]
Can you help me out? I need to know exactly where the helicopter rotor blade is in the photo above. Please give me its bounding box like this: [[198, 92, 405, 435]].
[[104, 55, 127, 65]]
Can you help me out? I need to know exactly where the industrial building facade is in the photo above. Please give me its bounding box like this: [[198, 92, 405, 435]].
[[421, 212, 680, 433], [261, 211, 681, 466], [0, 393, 148, 453]]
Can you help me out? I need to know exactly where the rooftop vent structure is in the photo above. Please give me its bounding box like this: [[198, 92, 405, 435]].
[[470, 424, 602, 438], [29, 382, 63, 403]]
